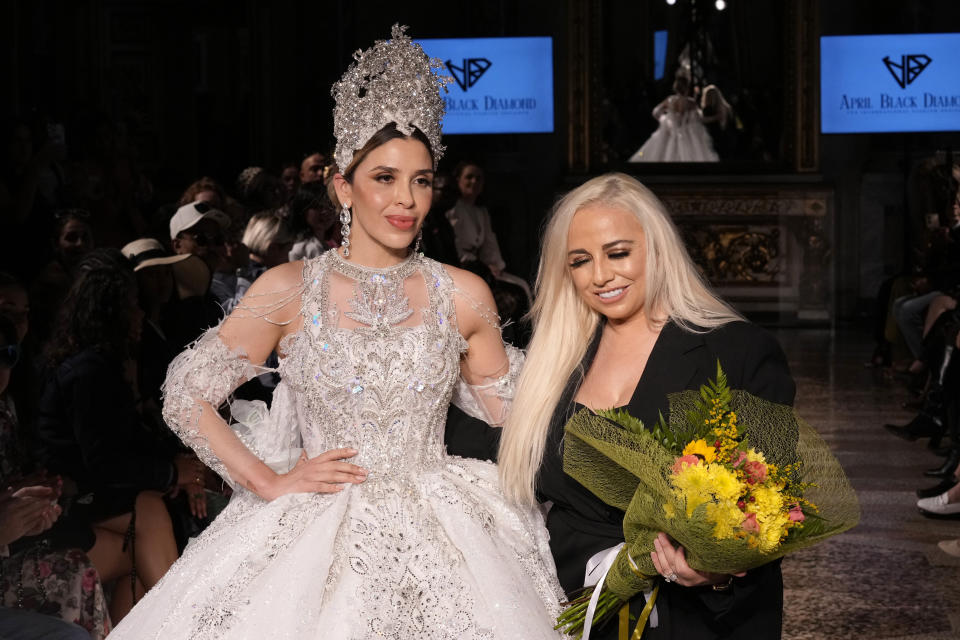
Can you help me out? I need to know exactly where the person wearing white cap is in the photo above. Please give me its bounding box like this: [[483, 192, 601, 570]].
[[168, 201, 231, 274], [122, 238, 214, 528]]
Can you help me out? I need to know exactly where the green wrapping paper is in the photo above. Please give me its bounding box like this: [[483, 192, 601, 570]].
[[558, 381, 860, 630]]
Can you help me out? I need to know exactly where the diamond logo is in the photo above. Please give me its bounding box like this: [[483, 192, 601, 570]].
[[446, 58, 492, 91], [882, 54, 932, 89]]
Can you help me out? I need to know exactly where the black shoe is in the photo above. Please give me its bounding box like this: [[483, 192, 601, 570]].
[[925, 449, 960, 478], [885, 415, 943, 441], [917, 477, 959, 498]]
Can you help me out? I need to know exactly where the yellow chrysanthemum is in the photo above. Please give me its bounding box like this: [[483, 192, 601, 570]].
[[746, 448, 767, 464], [682, 439, 718, 464], [757, 513, 790, 552], [705, 464, 743, 502], [752, 485, 784, 519], [705, 502, 743, 540], [673, 465, 712, 517]]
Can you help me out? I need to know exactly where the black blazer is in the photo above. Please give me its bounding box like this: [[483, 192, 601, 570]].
[[538, 320, 795, 640]]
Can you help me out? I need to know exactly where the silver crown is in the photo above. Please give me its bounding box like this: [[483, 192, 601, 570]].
[[332, 24, 450, 172]]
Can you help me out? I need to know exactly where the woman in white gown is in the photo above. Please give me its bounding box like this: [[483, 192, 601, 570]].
[[108, 26, 565, 640], [628, 75, 719, 163]]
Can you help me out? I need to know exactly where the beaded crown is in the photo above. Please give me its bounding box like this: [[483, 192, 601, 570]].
[[332, 25, 450, 172]]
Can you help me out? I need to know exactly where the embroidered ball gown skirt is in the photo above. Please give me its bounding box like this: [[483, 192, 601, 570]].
[[108, 252, 565, 639]]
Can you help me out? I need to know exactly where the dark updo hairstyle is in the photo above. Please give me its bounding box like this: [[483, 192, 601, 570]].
[[341, 122, 434, 182], [44, 248, 137, 367]]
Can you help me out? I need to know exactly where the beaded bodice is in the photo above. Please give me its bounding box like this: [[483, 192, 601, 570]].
[[278, 251, 466, 478]]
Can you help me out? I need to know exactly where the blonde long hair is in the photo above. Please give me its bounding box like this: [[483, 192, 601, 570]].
[[499, 173, 742, 505]]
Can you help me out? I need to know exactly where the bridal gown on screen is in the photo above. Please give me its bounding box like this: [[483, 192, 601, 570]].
[[109, 250, 565, 639], [628, 96, 719, 163]]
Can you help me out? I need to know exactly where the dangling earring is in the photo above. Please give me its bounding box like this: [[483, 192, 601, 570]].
[[340, 202, 352, 258], [413, 228, 423, 256]]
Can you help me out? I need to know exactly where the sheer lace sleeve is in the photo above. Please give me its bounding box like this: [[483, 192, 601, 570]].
[[161, 327, 271, 484], [449, 283, 525, 426], [161, 262, 306, 490], [453, 343, 524, 426]]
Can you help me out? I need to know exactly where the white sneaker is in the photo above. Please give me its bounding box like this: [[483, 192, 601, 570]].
[[917, 492, 960, 516]]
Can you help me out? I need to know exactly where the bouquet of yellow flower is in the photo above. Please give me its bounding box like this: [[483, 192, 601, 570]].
[[555, 363, 859, 639]]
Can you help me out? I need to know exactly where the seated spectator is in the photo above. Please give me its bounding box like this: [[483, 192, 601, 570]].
[[169, 201, 229, 276], [0, 316, 111, 638], [299, 151, 327, 185], [177, 176, 226, 210], [166, 202, 227, 349], [235, 167, 282, 216], [121, 238, 208, 410], [420, 172, 459, 266], [287, 182, 338, 262], [29, 209, 94, 347], [241, 211, 294, 283], [37, 254, 198, 620], [279, 160, 301, 203]]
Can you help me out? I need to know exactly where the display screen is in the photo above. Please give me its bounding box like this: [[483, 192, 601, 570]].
[[416, 37, 554, 134], [821, 33, 960, 133]]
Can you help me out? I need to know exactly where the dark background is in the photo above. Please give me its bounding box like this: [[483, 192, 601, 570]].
[[3, 0, 960, 320]]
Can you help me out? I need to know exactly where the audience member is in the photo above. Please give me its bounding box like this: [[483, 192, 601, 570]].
[[165, 201, 228, 348], [36, 253, 191, 620], [299, 151, 327, 184], [445, 161, 532, 302], [279, 160, 301, 202], [241, 211, 294, 283], [287, 181, 338, 261], [419, 173, 459, 265], [235, 166, 282, 216], [28, 209, 95, 347], [0, 315, 111, 638]]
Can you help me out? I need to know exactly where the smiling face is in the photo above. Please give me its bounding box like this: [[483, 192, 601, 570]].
[[566, 205, 648, 324], [334, 137, 434, 261]]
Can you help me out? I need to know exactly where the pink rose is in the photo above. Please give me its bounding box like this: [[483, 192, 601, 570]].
[[36, 561, 52, 579], [742, 461, 767, 485], [82, 568, 98, 593], [788, 504, 805, 523], [741, 512, 760, 533], [731, 451, 748, 468], [672, 455, 701, 475]]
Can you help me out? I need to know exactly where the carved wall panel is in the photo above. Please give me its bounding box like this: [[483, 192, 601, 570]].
[[658, 186, 833, 321]]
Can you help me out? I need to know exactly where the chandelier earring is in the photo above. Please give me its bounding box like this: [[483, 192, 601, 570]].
[[340, 202, 352, 258], [413, 227, 423, 256]]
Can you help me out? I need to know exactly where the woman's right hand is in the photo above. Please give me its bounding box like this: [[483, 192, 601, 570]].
[[262, 448, 367, 501]]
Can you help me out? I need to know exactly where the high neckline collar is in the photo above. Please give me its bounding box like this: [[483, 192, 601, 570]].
[[329, 248, 420, 279]]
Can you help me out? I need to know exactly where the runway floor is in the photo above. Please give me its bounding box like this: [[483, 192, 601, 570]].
[[777, 328, 960, 639]]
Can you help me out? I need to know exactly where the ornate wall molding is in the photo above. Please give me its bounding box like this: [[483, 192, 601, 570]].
[[656, 185, 833, 320]]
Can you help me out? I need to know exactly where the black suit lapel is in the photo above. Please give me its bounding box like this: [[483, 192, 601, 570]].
[[626, 322, 707, 428]]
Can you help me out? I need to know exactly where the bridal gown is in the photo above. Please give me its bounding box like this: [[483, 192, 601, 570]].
[[109, 250, 565, 639], [628, 96, 719, 163]]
